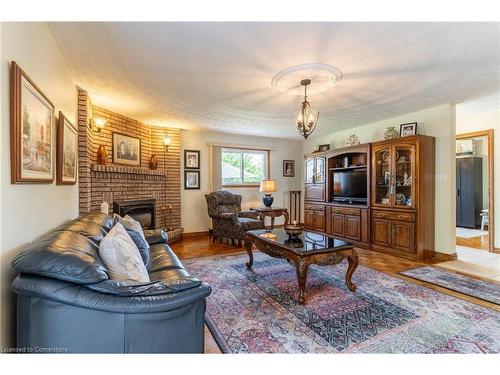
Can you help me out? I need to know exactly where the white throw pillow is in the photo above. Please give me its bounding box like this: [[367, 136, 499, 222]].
[[99, 222, 150, 282]]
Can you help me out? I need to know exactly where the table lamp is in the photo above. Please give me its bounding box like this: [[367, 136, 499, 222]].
[[260, 180, 277, 208]]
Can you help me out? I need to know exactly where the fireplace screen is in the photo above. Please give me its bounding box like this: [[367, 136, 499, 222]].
[[113, 199, 156, 229]]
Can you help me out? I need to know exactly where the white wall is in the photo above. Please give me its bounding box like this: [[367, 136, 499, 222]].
[[181, 129, 303, 233], [303, 104, 457, 255], [0, 22, 78, 347], [456, 106, 500, 248]]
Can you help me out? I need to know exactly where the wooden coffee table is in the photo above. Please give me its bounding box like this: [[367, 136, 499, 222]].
[[244, 229, 358, 304]]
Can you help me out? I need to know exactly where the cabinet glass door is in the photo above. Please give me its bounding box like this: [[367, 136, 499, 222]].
[[315, 157, 326, 183], [374, 147, 392, 205], [305, 158, 314, 183], [394, 145, 415, 208]]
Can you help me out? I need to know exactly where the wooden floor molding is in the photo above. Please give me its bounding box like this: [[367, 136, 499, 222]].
[[434, 252, 458, 262]]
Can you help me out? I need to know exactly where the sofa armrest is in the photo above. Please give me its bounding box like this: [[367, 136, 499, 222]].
[[11, 273, 211, 314], [144, 229, 168, 245], [238, 210, 260, 219]]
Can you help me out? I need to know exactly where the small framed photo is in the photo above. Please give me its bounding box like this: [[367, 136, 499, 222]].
[[185, 170, 200, 189], [283, 160, 295, 177], [56, 111, 78, 185], [184, 150, 200, 169], [112, 132, 141, 166], [318, 144, 330, 152], [400, 122, 417, 137]]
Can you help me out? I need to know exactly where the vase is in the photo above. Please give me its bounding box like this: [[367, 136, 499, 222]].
[[149, 154, 158, 170], [384, 127, 399, 140], [97, 145, 107, 165]]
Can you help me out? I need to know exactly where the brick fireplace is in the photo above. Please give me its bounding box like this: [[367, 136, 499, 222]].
[[77, 89, 181, 229]]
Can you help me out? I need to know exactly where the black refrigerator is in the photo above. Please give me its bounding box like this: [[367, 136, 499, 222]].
[[456, 157, 483, 228]]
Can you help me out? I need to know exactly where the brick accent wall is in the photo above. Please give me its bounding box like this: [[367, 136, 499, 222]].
[[77, 88, 181, 229]]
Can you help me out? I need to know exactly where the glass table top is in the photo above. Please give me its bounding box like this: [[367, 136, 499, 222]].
[[247, 228, 352, 254]]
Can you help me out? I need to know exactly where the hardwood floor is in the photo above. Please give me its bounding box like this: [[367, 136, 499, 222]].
[[171, 233, 500, 354], [456, 234, 490, 250]]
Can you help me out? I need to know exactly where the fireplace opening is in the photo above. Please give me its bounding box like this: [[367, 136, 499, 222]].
[[113, 199, 156, 229]]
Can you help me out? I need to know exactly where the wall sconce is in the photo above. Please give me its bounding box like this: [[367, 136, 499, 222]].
[[163, 135, 172, 151], [90, 117, 106, 133]]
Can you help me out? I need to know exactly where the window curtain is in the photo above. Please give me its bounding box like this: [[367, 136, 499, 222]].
[[209, 145, 222, 191]]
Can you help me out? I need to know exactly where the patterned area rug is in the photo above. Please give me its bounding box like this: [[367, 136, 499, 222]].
[[400, 266, 500, 305], [183, 253, 500, 353]]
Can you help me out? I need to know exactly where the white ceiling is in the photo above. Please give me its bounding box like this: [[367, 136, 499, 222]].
[[48, 22, 500, 139]]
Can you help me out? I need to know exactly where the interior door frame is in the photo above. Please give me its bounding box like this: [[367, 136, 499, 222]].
[[456, 129, 494, 252]]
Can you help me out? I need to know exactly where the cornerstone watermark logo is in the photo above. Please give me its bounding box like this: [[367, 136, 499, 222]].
[[0, 346, 68, 353]]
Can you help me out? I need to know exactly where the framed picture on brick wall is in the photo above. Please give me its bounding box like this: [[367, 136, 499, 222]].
[[112, 132, 141, 166]]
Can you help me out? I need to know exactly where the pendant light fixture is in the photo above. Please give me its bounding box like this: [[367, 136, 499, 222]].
[[293, 79, 319, 139]]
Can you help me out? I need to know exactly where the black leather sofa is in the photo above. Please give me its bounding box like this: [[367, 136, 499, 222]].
[[10, 212, 211, 353]]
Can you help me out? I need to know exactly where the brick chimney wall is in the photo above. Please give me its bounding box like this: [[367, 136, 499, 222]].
[[77, 88, 181, 229]]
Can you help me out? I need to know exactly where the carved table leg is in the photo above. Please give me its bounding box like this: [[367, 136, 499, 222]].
[[295, 258, 309, 305], [245, 240, 254, 268], [270, 216, 275, 229], [345, 250, 359, 292]]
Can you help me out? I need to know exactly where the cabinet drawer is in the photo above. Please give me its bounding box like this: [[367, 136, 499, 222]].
[[305, 184, 325, 202], [371, 210, 415, 222], [331, 207, 361, 216], [305, 203, 325, 211]]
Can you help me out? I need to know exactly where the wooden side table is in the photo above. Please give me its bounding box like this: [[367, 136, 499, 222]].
[[250, 207, 289, 229]]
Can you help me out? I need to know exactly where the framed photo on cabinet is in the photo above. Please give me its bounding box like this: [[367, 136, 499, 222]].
[[56, 111, 78, 185], [10, 61, 55, 183]]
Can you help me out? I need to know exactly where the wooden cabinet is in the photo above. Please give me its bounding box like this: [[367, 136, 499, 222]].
[[326, 206, 369, 245], [370, 135, 435, 261], [372, 218, 391, 247], [371, 211, 416, 254], [372, 142, 416, 209], [304, 203, 325, 231], [304, 155, 326, 202]]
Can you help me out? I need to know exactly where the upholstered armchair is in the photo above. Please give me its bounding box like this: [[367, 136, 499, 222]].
[[205, 190, 263, 246]]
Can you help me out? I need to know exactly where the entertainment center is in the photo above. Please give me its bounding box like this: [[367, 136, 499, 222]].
[[304, 135, 435, 261]]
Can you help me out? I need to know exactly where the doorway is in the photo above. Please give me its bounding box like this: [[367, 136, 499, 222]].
[[455, 130, 494, 253], [438, 130, 500, 282]]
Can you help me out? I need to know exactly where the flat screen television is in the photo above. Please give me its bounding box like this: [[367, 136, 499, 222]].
[[332, 169, 367, 203]]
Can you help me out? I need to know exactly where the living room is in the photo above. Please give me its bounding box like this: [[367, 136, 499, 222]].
[[1, 1, 499, 373]]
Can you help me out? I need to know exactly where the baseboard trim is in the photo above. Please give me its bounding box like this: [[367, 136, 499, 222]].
[[434, 252, 458, 262], [183, 231, 210, 236]]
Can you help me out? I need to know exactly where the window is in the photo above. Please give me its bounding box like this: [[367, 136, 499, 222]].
[[221, 148, 269, 186]]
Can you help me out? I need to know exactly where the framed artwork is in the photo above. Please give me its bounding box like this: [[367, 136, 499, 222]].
[[112, 132, 141, 166], [10, 62, 55, 183], [400, 122, 418, 137], [56, 112, 78, 185], [184, 150, 200, 169], [185, 170, 200, 189], [283, 160, 295, 177], [318, 144, 330, 152]]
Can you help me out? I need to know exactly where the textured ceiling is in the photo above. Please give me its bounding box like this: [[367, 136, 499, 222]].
[[48, 22, 500, 139]]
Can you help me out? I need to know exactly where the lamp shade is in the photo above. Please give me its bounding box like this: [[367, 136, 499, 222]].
[[259, 180, 277, 193]]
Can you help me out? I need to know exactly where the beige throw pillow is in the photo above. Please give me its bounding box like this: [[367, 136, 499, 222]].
[[99, 222, 150, 282]]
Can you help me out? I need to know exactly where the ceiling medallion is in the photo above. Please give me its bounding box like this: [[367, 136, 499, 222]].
[[293, 79, 319, 139], [271, 63, 343, 95]]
